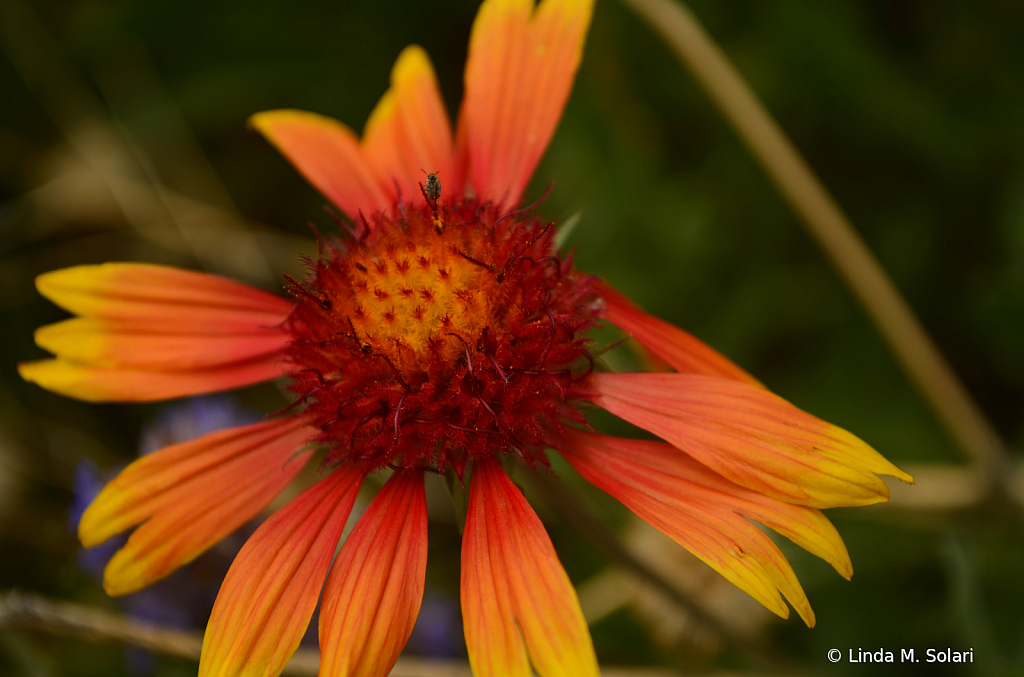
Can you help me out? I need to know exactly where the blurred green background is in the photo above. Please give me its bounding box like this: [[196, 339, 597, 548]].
[[2, 0, 1023, 675]]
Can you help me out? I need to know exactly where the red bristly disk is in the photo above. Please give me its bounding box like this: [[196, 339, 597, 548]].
[[283, 198, 602, 477]]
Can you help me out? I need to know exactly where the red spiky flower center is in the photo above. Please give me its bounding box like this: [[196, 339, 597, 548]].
[[283, 198, 601, 477]]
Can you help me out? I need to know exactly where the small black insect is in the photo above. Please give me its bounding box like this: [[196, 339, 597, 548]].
[[421, 170, 441, 204]]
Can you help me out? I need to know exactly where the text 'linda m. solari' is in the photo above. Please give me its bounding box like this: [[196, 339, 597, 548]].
[[848, 648, 974, 663]]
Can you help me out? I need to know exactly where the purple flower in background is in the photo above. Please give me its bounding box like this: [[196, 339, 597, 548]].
[[137, 395, 260, 457], [404, 592, 466, 658]]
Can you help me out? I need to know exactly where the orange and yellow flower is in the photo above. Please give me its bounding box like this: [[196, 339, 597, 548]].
[[19, 0, 913, 675]]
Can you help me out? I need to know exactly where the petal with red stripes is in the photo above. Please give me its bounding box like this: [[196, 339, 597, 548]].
[[77, 418, 315, 595], [362, 45, 456, 207], [318, 472, 428, 677], [33, 318, 290, 371], [21, 264, 292, 401], [199, 465, 365, 677], [18, 358, 286, 402], [459, 0, 595, 205], [80, 418, 308, 545], [461, 458, 598, 677], [592, 372, 915, 508], [250, 109, 392, 218], [563, 431, 860, 626], [35, 263, 291, 330]]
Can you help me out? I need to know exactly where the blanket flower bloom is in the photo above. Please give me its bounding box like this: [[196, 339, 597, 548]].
[[19, 0, 913, 675]]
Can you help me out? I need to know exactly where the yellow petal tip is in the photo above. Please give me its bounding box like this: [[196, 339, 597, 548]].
[[102, 550, 146, 598], [18, 359, 103, 402], [35, 266, 82, 299], [894, 469, 916, 485], [77, 524, 102, 550], [18, 359, 58, 387], [77, 498, 112, 549], [391, 44, 432, 85], [33, 319, 105, 363], [247, 108, 296, 133], [247, 109, 339, 138], [102, 574, 136, 598]]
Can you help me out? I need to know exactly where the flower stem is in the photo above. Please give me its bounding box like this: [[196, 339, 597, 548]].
[[0, 588, 701, 677]]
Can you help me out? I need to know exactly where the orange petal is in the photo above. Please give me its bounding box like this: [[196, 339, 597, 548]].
[[199, 465, 365, 677], [461, 458, 598, 677], [34, 317, 290, 371], [598, 281, 760, 385], [459, 0, 595, 205], [18, 358, 286, 402], [592, 373, 915, 508], [77, 417, 313, 594], [23, 264, 293, 401], [564, 432, 861, 626], [80, 417, 312, 545], [250, 109, 392, 218], [35, 263, 292, 331], [363, 45, 456, 206], [318, 472, 428, 677]]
